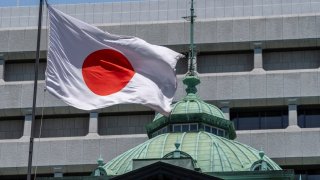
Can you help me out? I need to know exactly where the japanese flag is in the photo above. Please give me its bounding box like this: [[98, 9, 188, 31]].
[[46, 5, 182, 116]]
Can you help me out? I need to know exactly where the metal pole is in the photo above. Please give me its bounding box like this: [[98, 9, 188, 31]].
[[27, 0, 43, 179], [188, 0, 196, 75]]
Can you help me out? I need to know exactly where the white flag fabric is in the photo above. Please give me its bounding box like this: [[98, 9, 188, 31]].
[[46, 5, 182, 116]]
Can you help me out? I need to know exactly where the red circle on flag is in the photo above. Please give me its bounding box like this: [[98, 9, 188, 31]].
[[82, 49, 135, 96]]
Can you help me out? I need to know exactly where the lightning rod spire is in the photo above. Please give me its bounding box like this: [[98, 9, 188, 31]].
[[185, 0, 197, 75]]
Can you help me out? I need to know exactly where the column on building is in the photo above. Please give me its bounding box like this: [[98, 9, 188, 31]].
[[53, 167, 63, 177], [22, 114, 32, 138], [253, 42, 264, 71], [88, 112, 99, 136], [220, 102, 230, 120], [287, 98, 299, 129], [0, 54, 4, 82]]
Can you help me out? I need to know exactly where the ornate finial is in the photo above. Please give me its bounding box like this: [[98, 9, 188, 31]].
[[93, 156, 107, 176], [183, 75, 200, 94], [250, 150, 271, 171], [174, 140, 181, 150], [259, 150, 265, 160], [173, 139, 181, 158], [97, 155, 104, 167], [183, 0, 197, 76]]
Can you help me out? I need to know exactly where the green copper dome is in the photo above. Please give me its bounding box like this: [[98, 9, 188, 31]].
[[146, 76, 236, 140], [103, 132, 281, 175], [98, 1, 289, 177]]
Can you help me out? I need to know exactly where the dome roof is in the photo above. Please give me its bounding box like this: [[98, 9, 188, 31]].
[[146, 76, 236, 140], [153, 94, 225, 121], [103, 132, 281, 175]]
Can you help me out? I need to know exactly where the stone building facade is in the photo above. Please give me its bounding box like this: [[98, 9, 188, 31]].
[[0, 0, 319, 179]]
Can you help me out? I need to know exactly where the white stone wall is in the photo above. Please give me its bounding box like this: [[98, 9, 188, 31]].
[[0, 0, 319, 176]]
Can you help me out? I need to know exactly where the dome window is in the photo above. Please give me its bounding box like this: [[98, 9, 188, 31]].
[[152, 126, 168, 137], [172, 123, 198, 133], [202, 124, 225, 137]]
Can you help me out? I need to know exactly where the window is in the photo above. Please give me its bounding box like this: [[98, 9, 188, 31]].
[[231, 107, 288, 130], [99, 113, 154, 135], [173, 124, 182, 132], [204, 125, 211, 133], [160, 127, 168, 133], [211, 128, 217, 135], [0, 116, 24, 139], [151, 126, 169, 137], [172, 123, 198, 132], [190, 124, 197, 131], [283, 165, 320, 180], [217, 129, 224, 136], [5, 60, 47, 81], [298, 106, 320, 128], [182, 124, 189, 131], [203, 125, 225, 137], [197, 52, 253, 74], [263, 50, 320, 71], [35, 114, 89, 138]]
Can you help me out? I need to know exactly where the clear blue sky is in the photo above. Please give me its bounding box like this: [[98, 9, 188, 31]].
[[0, 0, 141, 7]]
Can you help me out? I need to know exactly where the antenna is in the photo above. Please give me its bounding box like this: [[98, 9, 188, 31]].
[[183, 0, 197, 76]]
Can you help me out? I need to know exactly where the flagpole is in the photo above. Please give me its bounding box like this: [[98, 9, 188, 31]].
[[27, 0, 44, 179]]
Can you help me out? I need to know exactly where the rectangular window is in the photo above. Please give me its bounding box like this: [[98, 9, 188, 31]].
[[0, 117, 24, 139], [305, 115, 320, 127], [204, 125, 211, 133], [218, 129, 224, 137], [211, 128, 218, 135], [173, 125, 182, 132], [234, 111, 261, 130], [197, 52, 253, 74], [231, 107, 288, 130], [161, 127, 168, 133], [34, 114, 89, 138], [198, 124, 204, 131], [263, 50, 320, 71], [182, 124, 189, 131], [5, 60, 47, 81], [298, 106, 320, 128], [190, 124, 198, 131], [262, 111, 288, 129], [98, 113, 154, 135]]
